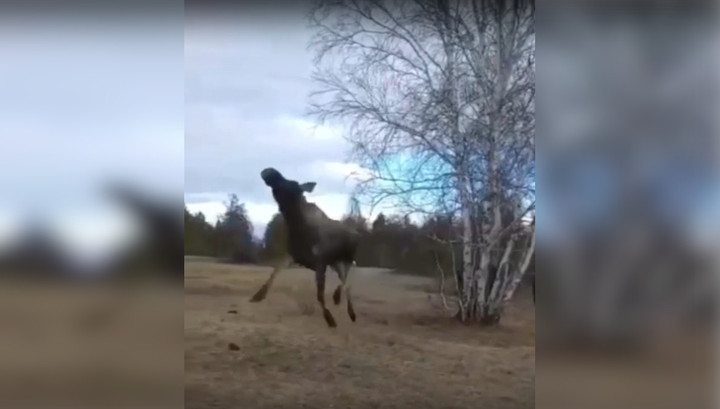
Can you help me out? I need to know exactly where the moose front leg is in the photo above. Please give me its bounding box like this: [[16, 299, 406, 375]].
[[315, 263, 337, 328], [249, 255, 292, 302]]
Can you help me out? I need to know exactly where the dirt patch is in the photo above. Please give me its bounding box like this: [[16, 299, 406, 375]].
[[184, 283, 245, 297], [185, 260, 535, 409]]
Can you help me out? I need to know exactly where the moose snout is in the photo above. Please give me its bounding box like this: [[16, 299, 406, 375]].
[[260, 167, 284, 186]]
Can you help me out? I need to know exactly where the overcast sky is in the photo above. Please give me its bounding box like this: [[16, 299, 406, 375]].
[[184, 9, 370, 237], [0, 8, 371, 264]]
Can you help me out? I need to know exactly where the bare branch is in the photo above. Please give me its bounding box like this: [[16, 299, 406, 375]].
[[308, 0, 534, 324]]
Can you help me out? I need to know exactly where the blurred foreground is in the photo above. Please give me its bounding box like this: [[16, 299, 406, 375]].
[[539, 3, 718, 409], [0, 182, 182, 282], [0, 281, 183, 408], [0, 185, 183, 408]]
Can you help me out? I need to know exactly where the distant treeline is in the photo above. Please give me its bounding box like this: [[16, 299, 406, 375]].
[[185, 194, 534, 280]]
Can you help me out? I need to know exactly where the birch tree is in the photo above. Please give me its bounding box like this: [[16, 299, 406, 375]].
[[308, 0, 535, 324]]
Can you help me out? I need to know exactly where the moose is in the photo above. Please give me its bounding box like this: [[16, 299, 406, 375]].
[[249, 167, 360, 328]]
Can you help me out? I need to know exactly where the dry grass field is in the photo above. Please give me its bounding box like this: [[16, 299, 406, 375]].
[[185, 258, 535, 409]]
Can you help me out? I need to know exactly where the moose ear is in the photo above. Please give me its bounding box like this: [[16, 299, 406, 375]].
[[299, 182, 316, 193]]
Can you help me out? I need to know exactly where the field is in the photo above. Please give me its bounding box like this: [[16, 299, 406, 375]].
[[185, 258, 535, 409]]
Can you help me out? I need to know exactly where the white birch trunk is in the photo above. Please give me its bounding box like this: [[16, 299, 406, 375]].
[[476, 7, 508, 321], [488, 235, 515, 305], [502, 227, 535, 303], [459, 177, 475, 321]]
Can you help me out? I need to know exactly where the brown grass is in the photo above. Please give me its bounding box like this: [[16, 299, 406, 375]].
[[185, 260, 535, 409]]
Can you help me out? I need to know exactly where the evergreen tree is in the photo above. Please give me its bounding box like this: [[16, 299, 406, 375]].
[[214, 194, 257, 263]]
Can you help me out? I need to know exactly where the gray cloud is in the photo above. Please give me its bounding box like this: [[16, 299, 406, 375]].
[[184, 10, 361, 219], [0, 17, 184, 257], [0, 19, 184, 207]]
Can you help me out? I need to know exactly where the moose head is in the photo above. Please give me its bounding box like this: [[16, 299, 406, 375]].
[[260, 167, 317, 212]]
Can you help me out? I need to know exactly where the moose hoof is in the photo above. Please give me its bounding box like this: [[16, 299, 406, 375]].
[[332, 286, 342, 305]]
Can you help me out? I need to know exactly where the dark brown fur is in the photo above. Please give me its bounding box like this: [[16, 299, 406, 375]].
[[249, 168, 359, 327]]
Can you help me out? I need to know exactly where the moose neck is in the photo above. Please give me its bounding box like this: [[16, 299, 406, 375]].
[[277, 201, 312, 232]]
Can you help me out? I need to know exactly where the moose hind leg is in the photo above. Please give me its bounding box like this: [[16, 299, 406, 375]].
[[330, 264, 344, 305], [333, 261, 356, 322], [345, 264, 356, 322], [346, 287, 356, 322], [332, 285, 342, 305], [315, 264, 337, 327]]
